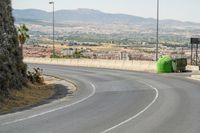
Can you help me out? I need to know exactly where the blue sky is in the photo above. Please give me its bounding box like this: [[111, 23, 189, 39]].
[[12, 0, 200, 23]]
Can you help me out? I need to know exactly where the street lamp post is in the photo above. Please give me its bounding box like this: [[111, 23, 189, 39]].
[[156, 0, 159, 61], [49, 1, 55, 57]]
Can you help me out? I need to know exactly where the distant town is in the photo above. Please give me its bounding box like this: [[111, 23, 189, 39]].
[[14, 9, 199, 63]]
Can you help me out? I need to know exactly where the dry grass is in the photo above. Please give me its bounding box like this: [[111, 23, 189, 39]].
[[0, 83, 55, 113]]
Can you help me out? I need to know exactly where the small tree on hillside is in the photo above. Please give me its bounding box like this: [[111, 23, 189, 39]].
[[17, 24, 29, 57]]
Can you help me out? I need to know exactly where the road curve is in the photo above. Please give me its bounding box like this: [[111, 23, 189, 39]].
[[0, 64, 200, 133]]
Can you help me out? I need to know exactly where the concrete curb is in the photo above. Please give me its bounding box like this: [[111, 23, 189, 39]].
[[44, 74, 78, 92], [186, 65, 200, 72], [190, 75, 200, 81]]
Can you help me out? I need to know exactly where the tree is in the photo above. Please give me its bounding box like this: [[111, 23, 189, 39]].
[[73, 49, 83, 58], [0, 0, 27, 97], [17, 24, 29, 56]]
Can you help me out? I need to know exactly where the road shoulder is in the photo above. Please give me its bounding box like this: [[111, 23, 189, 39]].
[[0, 75, 77, 115]]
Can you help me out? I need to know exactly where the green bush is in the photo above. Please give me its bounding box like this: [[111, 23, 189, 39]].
[[27, 68, 44, 84], [50, 54, 62, 58]]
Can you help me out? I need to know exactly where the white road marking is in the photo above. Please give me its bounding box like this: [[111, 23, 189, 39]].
[[1, 83, 96, 126], [100, 80, 159, 133]]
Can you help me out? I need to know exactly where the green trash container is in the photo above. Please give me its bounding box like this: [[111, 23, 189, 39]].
[[157, 56, 174, 73], [172, 58, 187, 72]]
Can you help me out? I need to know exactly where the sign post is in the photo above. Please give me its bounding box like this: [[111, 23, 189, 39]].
[[191, 38, 200, 65]]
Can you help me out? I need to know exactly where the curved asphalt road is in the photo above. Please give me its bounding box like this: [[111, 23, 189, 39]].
[[0, 64, 200, 133]]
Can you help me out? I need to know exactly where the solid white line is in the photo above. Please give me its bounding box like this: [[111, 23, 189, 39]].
[[2, 83, 96, 126], [100, 81, 159, 133]]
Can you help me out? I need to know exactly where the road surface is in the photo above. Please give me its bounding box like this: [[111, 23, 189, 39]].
[[0, 64, 200, 133]]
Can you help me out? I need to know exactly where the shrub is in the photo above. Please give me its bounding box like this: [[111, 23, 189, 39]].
[[27, 68, 44, 84]]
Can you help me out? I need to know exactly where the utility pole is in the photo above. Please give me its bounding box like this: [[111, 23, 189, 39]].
[[49, 1, 55, 57], [156, 0, 159, 61]]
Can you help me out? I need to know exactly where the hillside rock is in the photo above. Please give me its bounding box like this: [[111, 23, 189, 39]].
[[0, 0, 27, 97]]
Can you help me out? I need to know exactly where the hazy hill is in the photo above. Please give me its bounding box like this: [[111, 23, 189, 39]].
[[13, 8, 149, 24], [13, 8, 200, 29], [13, 8, 200, 45]]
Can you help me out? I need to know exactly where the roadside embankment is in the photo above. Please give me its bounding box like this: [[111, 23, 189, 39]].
[[0, 76, 77, 114]]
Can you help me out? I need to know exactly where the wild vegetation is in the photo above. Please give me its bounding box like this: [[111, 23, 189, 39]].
[[0, 0, 27, 98], [17, 24, 30, 56], [27, 68, 44, 84], [0, 82, 54, 113], [50, 49, 88, 59], [0, 1, 46, 102]]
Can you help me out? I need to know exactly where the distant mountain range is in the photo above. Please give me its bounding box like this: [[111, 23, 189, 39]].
[[13, 8, 200, 29]]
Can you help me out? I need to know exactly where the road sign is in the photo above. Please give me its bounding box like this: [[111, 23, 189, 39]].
[[191, 38, 200, 44]]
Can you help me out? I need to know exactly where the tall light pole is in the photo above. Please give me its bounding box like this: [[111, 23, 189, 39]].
[[156, 0, 159, 61], [49, 1, 55, 57]]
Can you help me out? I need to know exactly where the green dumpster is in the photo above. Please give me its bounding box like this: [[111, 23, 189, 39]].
[[172, 58, 187, 72], [157, 56, 173, 73]]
